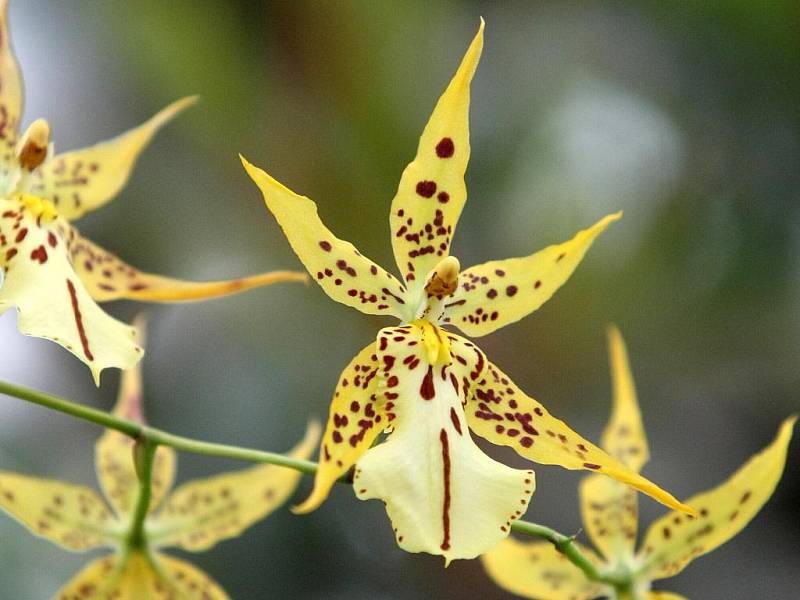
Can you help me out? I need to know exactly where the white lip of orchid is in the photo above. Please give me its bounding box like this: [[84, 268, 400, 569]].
[[409, 255, 461, 323]]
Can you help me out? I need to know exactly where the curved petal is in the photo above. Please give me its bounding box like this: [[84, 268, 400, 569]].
[[0, 199, 142, 384], [465, 359, 694, 516], [65, 225, 307, 302], [28, 97, 196, 221], [442, 212, 621, 337], [482, 538, 610, 600], [56, 552, 230, 599], [147, 422, 319, 552], [241, 156, 408, 319], [638, 416, 796, 580], [388, 21, 483, 293], [0, 471, 119, 551], [578, 326, 648, 562], [95, 317, 177, 518], [294, 343, 384, 513], [354, 324, 533, 563], [0, 0, 23, 176], [648, 592, 689, 600]]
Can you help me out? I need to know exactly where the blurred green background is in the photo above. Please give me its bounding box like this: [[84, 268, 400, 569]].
[[1, 0, 798, 598]]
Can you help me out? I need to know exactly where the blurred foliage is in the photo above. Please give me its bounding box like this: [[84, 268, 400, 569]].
[[1, 0, 798, 598]]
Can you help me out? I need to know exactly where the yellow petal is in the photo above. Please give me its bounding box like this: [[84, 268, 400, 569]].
[[466, 359, 695, 516], [29, 97, 196, 221], [0, 199, 142, 384], [56, 551, 230, 599], [648, 592, 689, 600], [638, 416, 796, 580], [294, 343, 384, 514], [241, 155, 409, 319], [579, 473, 638, 563], [147, 421, 319, 552], [0, 0, 23, 176], [602, 325, 649, 471], [578, 326, 649, 562], [482, 538, 610, 600], [442, 212, 621, 337], [95, 317, 177, 517], [388, 21, 483, 293], [0, 471, 119, 551], [67, 225, 307, 302], [354, 324, 533, 563]]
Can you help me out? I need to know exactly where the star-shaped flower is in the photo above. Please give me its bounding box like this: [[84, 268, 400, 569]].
[[482, 326, 796, 598], [0, 0, 306, 384], [0, 321, 319, 599], [242, 21, 692, 563]]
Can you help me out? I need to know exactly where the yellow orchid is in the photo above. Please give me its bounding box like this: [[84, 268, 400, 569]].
[[0, 0, 305, 384], [242, 21, 692, 563], [482, 326, 796, 599], [0, 322, 320, 599]]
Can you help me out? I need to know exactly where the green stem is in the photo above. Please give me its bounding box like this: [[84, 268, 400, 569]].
[[1, 379, 607, 580], [127, 438, 156, 548]]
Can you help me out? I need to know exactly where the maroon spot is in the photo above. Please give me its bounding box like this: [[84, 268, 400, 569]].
[[439, 428, 452, 551], [449, 407, 463, 435], [487, 289, 497, 299], [534, 280, 542, 289], [332, 431, 343, 443], [506, 285, 518, 297], [416, 180, 437, 198], [421, 366, 436, 400], [437, 191, 450, 204], [30, 245, 48, 264], [47, 232, 57, 248], [435, 137, 455, 158], [319, 241, 332, 252], [520, 437, 533, 448], [15, 227, 27, 243], [67, 279, 94, 361], [583, 463, 601, 470]]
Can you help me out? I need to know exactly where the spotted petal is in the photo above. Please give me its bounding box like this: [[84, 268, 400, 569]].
[[388, 21, 483, 294], [147, 421, 319, 551], [482, 538, 610, 600], [95, 318, 177, 517], [0, 199, 141, 384], [466, 359, 694, 515], [0, 472, 118, 551], [579, 326, 648, 562], [242, 156, 408, 319], [28, 97, 196, 221], [57, 552, 229, 600], [0, 0, 23, 177], [442, 213, 621, 337], [354, 323, 533, 563], [294, 343, 385, 513], [638, 416, 796, 580], [64, 223, 307, 302]]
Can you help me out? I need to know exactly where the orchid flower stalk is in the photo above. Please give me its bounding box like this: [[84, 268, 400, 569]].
[[242, 21, 693, 563]]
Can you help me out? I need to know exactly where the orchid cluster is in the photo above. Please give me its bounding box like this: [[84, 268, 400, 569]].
[[0, 3, 793, 599]]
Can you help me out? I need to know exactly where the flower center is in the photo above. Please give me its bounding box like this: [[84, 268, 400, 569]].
[[17, 193, 57, 223], [413, 256, 461, 323], [412, 319, 452, 365], [17, 118, 51, 172]]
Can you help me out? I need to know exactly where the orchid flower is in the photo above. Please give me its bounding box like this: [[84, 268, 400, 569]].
[[0, 321, 320, 599], [0, 0, 306, 384], [482, 326, 796, 599], [242, 21, 693, 563]]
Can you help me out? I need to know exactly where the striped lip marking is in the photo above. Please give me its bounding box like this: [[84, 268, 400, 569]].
[[439, 428, 452, 551], [66, 279, 94, 361]]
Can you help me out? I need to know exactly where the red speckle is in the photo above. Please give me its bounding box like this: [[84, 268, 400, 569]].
[[449, 407, 462, 435], [47, 232, 57, 248], [506, 285, 518, 297], [583, 462, 601, 470], [435, 137, 455, 158], [319, 241, 332, 252], [437, 191, 450, 204], [534, 280, 542, 289], [66, 279, 94, 361], [420, 366, 436, 400], [30, 245, 48, 264], [416, 180, 437, 198]]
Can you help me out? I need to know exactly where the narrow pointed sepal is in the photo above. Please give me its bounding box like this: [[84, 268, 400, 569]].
[[482, 538, 610, 600], [442, 212, 621, 337], [0, 472, 119, 551], [0, 200, 142, 384], [389, 20, 483, 292], [56, 552, 230, 599], [354, 324, 534, 563], [30, 97, 197, 221], [67, 225, 307, 302], [242, 155, 409, 318], [95, 317, 177, 517], [294, 343, 385, 514], [0, 0, 23, 177], [147, 421, 320, 551], [466, 359, 695, 515], [638, 416, 796, 580]]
